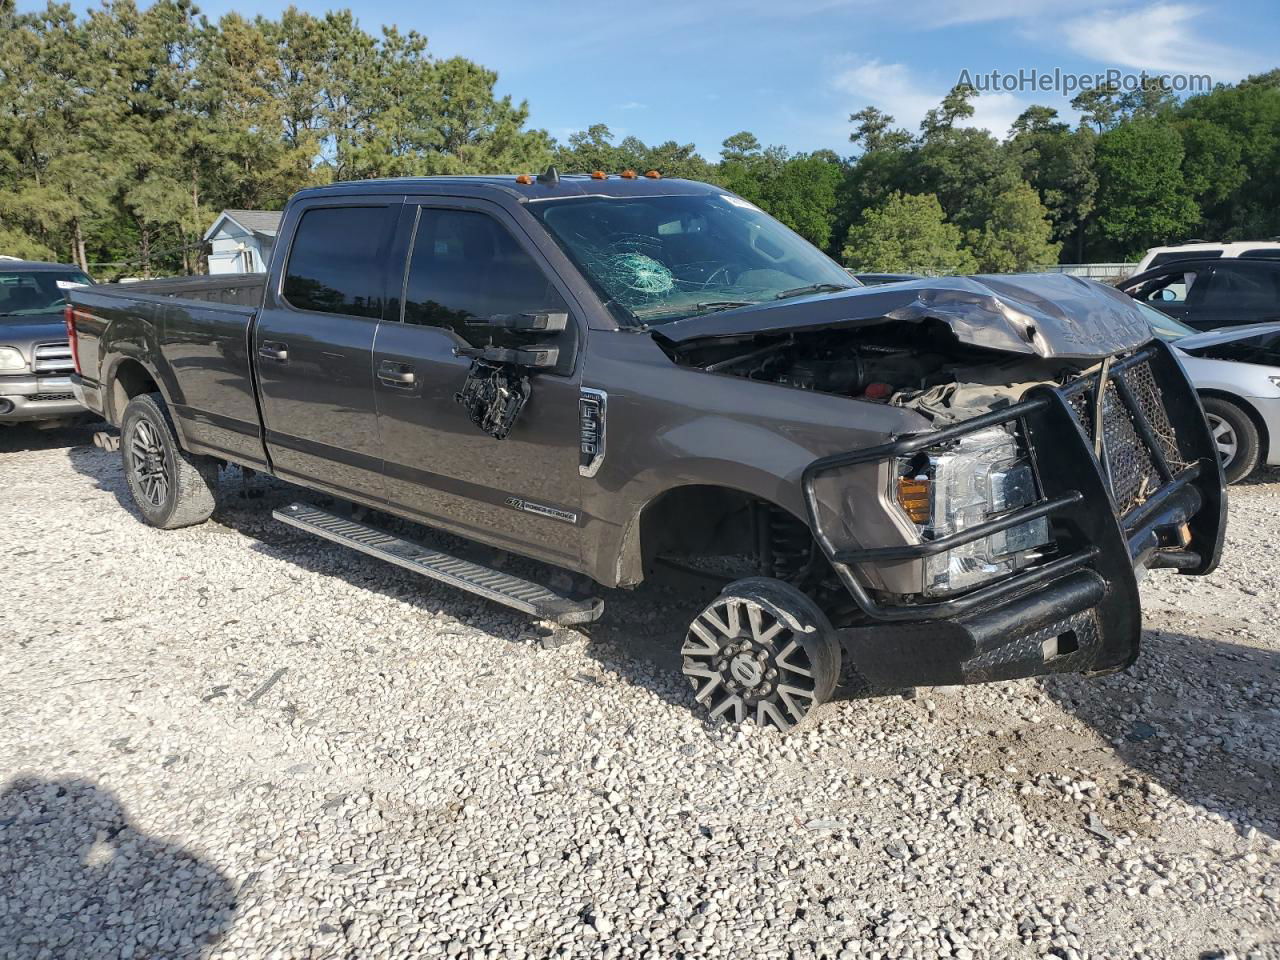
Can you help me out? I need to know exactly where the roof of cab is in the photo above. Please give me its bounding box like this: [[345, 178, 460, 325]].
[[292, 174, 726, 203], [0, 258, 85, 271]]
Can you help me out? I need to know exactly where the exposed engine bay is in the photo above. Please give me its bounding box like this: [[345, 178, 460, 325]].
[[663, 318, 1097, 423]]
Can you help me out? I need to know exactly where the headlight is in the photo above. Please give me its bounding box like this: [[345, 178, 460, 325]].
[[895, 426, 1051, 597], [0, 346, 26, 370]]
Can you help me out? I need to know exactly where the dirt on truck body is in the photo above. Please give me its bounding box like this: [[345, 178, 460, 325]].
[[66, 173, 1226, 732]]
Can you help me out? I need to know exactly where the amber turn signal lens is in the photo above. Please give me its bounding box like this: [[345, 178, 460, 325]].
[[620, 169, 637, 179], [644, 169, 662, 179], [515, 174, 534, 185], [896, 477, 931, 525], [591, 170, 607, 179]]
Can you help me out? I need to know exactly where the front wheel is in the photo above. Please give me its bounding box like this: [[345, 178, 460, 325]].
[[680, 578, 840, 732], [1201, 395, 1260, 484], [121, 393, 219, 528]]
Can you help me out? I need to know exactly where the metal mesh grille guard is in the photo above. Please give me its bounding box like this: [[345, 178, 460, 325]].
[[802, 342, 1201, 622]]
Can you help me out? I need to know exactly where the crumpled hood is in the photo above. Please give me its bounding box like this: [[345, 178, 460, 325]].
[[654, 273, 1153, 360]]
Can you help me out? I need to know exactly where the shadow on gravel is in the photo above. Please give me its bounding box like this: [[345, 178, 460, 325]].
[[0, 419, 103, 454], [1044, 630, 1280, 840], [0, 775, 237, 957]]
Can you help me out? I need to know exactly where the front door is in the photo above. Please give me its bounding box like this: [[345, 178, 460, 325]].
[[254, 201, 398, 501], [373, 201, 585, 567]]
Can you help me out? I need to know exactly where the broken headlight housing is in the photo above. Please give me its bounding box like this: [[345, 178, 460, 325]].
[[895, 426, 1051, 597]]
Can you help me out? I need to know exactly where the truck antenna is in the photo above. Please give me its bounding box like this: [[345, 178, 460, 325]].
[[537, 165, 560, 185]]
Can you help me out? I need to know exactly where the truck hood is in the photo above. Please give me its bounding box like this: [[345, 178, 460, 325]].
[[0, 312, 68, 344], [653, 273, 1153, 360]]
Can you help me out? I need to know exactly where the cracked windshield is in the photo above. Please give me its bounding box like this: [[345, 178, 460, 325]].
[[529, 193, 856, 325]]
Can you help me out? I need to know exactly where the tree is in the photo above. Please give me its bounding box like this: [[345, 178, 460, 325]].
[[1072, 84, 1122, 132], [1092, 119, 1199, 257], [967, 182, 1062, 272], [1009, 107, 1098, 261], [848, 107, 910, 154], [841, 192, 976, 275], [720, 131, 761, 161]]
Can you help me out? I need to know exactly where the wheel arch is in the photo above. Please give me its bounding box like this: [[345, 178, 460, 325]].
[[614, 480, 814, 588]]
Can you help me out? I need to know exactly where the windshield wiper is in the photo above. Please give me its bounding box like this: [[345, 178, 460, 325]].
[[691, 300, 756, 314], [774, 283, 853, 301]]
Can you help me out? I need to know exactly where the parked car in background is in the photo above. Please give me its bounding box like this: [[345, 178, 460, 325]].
[[850, 272, 921, 286], [1118, 257, 1280, 332], [1133, 240, 1280, 274], [0, 260, 92, 426], [1138, 301, 1280, 482]]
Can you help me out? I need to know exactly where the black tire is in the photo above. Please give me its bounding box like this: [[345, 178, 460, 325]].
[[121, 392, 218, 529], [1201, 395, 1261, 484], [680, 577, 840, 732]]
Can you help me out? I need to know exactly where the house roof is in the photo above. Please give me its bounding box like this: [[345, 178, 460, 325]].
[[204, 209, 283, 242]]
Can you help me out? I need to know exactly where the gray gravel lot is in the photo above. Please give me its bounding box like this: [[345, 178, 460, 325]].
[[2, 422, 1278, 960]]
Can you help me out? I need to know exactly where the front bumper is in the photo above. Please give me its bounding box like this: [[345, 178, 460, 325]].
[[803, 340, 1226, 693], [0, 373, 87, 422]]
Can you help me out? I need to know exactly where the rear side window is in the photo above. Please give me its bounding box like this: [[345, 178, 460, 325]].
[[283, 206, 394, 318], [403, 208, 567, 341], [1148, 251, 1221, 268], [1243, 249, 1280, 260]]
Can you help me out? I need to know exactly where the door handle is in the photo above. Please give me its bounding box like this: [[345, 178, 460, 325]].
[[378, 360, 416, 386], [259, 341, 289, 362]]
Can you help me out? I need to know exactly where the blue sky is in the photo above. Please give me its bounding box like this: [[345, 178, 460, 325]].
[[31, 0, 1280, 156]]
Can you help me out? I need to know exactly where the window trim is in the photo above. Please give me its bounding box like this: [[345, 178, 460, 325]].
[[277, 199, 399, 321]]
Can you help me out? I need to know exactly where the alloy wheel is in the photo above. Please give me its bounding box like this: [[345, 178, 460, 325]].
[[129, 417, 172, 507], [681, 593, 824, 731], [1206, 412, 1238, 470]]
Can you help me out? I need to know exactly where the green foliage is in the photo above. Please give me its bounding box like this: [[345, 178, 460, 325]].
[[841, 192, 976, 275], [0, 2, 1276, 278], [1092, 119, 1199, 258], [966, 182, 1061, 272]]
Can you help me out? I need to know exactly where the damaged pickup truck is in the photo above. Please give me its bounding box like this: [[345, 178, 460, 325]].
[[66, 173, 1225, 731]]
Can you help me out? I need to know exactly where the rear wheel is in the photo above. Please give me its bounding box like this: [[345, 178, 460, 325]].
[[1201, 396, 1260, 484], [121, 393, 219, 528], [680, 578, 839, 732]]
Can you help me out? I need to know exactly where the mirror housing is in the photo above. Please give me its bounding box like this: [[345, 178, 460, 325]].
[[466, 311, 568, 333], [455, 343, 561, 369]]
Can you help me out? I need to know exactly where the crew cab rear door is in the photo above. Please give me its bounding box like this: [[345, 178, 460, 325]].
[[253, 199, 398, 500], [372, 198, 585, 568]]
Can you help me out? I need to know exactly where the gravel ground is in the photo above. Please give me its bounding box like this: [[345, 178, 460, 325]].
[[2, 421, 1278, 960]]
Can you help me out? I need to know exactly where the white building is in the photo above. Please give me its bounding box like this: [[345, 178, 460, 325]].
[[204, 209, 282, 274]]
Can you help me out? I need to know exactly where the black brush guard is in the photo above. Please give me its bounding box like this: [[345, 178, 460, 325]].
[[802, 340, 1226, 691]]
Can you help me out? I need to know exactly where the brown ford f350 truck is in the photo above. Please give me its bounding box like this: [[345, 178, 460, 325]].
[[68, 172, 1226, 731]]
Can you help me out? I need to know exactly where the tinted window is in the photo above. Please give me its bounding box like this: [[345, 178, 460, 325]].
[[403, 209, 567, 341], [283, 206, 393, 318], [0, 270, 92, 316], [1243, 249, 1280, 260], [1129, 269, 1200, 304], [1148, 251, 1221, 268], [1201, 263, 1280, 310]]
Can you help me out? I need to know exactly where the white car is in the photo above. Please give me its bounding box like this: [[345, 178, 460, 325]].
[[1134, 240, 1280, 275], [1141, 302, 1280, 482]]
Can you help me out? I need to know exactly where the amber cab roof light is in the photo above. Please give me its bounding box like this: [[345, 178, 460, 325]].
[[644, 170, 662, 179], [514, 174, 534, 185]]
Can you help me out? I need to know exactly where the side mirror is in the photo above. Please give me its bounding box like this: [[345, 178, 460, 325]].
[[466, 311, 568, 333], [455, 343, 561, 369]]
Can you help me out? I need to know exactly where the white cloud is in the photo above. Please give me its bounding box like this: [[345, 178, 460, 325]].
[[830, 57, 1028, 140], [614, 101, 648, 111], [1061, 3, 1258, 80]]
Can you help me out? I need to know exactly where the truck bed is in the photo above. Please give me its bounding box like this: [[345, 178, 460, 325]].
[[68, 274, 268, 469]]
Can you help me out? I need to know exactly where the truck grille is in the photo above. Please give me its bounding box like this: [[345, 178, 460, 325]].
[[33, 341, 74, 374], [1064, 358, 1189, 517], [29, 393, 75, 402]]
